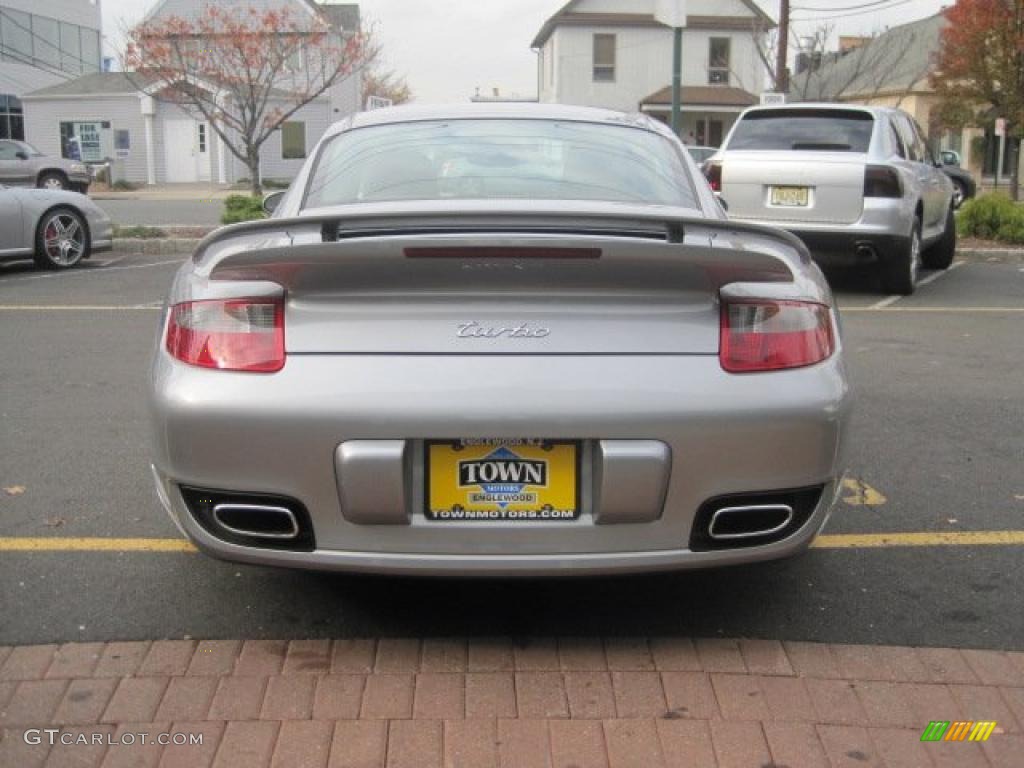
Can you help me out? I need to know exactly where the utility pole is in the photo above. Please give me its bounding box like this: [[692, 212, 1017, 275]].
[[776, 0, 790, 93], [656, 1, 688, 137], [671, 26, 682, 135]]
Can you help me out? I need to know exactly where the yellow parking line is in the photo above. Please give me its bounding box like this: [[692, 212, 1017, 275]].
[[813, 531, 1024, 548], [2, 532, 1024, 553], [0, 537, 197, 552], [0, 305, 162, 311], [842, 307, 1024, 313]]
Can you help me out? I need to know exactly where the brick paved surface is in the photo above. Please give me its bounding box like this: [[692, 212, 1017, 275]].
[[0, 638, 1021, 767]]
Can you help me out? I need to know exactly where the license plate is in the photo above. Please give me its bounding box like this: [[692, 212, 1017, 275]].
[[770, 186, 809, 206], [425, 439, 579, 522]]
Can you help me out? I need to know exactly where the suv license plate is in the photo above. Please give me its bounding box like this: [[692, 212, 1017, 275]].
[[771, 186, 809, 206]]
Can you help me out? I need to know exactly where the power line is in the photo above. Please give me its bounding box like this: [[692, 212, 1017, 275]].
[[792, 0, 920, 21], [792, 0, 899, 12]]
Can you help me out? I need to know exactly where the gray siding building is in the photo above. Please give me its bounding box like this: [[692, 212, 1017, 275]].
[[21, 0, 361, 184], [0, 0, 103, 139]]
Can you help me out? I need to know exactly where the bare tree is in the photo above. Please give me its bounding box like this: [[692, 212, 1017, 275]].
[[748, 19, 930, 106], [124, 5, 375, 195], [786, 28, 931, 105], [362, 65, 412, 106]]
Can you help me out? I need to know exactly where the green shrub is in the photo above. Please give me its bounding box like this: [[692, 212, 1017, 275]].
[[111, 179, 139, 191], [263, 178, 290, 190], [221, 194, 266, 224], [957, 193, 1024, 242]]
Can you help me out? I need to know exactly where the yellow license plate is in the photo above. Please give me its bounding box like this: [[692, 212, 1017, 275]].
[[770, 186, 809, 206], [425, 440, 579, 522]]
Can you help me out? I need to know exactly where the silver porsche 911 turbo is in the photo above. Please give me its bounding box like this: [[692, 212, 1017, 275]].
[[149, 103, 850, 576], [0, 185, 113, 269]]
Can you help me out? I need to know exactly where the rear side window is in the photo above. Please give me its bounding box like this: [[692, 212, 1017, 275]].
[[727, 109, 874, 152]]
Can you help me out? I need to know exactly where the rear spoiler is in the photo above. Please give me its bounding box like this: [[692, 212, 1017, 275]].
[[194, 207, 812, 268]]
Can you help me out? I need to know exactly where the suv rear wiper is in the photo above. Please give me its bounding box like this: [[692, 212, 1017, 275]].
[[790, 142, 852, 151]]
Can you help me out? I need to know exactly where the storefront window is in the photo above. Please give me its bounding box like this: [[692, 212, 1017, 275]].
[[0, 95, 24, 140]]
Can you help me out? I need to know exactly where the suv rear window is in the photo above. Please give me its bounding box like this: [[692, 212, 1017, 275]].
[[727, 109, 874, 153]]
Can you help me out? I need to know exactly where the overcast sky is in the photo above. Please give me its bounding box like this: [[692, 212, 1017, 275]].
[[101, 0, 951, 103]]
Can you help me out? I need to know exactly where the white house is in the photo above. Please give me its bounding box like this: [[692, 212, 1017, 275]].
[[21, 0, 361, 185], [533, 0, 774, 146]]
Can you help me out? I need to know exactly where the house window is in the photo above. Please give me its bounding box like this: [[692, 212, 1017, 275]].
[[708, 37, 730, 85], [198, 124, 206, 153], [0, 95, 24, 140], [593, 34, 615, 82], [282, 122, 306, 159]]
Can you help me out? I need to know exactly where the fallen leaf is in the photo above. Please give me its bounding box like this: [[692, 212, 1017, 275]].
[[43, 517, 66, 528], [3, 485, 26, 496]]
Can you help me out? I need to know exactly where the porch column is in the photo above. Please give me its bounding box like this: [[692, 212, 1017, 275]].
[[217, 131, 227, 184], [141, 96, 156, 186]]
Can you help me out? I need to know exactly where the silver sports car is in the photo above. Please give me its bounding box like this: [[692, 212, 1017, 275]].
[[149, 104, 850, 576], [0, 185, 113, 269]]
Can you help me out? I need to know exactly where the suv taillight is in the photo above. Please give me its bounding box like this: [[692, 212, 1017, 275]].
[[720, 300, 834, 373], [863, 165, 902, 198], [703, 161, 722, 192], [166, 298, 285, 372]]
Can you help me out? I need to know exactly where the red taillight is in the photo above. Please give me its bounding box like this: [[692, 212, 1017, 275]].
[[863, 165, 902, 198], [703, 161, 722, 192], [720, 300, 834, 373], [166, 298, 285, 372]]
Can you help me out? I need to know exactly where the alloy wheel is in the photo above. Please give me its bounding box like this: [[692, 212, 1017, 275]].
[[42, 213, 86, 267]]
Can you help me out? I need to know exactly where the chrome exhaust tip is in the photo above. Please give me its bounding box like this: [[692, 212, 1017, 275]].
[[689, 485, 825, 552], [708, 504, 794, 540], [179, 486, 315, 551], [212, 503, 300, 540]]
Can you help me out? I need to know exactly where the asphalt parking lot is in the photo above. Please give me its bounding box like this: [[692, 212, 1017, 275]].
[[1, 252, 1022, 650]]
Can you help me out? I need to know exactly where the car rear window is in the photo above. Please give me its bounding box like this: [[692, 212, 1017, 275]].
[[303, 119, 698, 209], [727, 109, 874, 153]]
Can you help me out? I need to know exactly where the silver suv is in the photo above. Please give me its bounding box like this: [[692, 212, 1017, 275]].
[[704, 104, 956, 294], [0, 139, 92, 194]]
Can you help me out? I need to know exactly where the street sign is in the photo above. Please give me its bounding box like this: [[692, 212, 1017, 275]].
[[365, 95, 393, 111], [995, 118, 1006, 137], [761, 92, 786, 105], [654, 0, 687, 28]]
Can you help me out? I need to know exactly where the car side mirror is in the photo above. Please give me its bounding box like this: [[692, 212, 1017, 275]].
[[263, 190, 286, 216]]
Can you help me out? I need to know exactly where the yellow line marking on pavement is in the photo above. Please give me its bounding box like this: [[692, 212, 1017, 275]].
[[3, 532, 1024, 553], [0, 305, 162, 311], [813, 531, 1024, 548], [840, 478, 887, 506], [843, 307, 1024, 313], [0, 537, 197, 552]]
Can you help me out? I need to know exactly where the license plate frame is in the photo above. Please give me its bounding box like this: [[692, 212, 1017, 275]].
[[424, 439, 580, 522], [770, 185, 810, 207]]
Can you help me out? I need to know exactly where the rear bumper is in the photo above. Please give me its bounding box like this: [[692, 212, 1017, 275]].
[[149, 352, 851, 575], [732, 198, 912, 262]]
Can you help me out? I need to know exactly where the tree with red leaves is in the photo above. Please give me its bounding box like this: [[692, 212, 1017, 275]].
[[125, 5, 375, 196], [933, 0, 1024, 199]]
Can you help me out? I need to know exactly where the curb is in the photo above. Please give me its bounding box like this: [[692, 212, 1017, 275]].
[[112, 238, 201, 255]]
